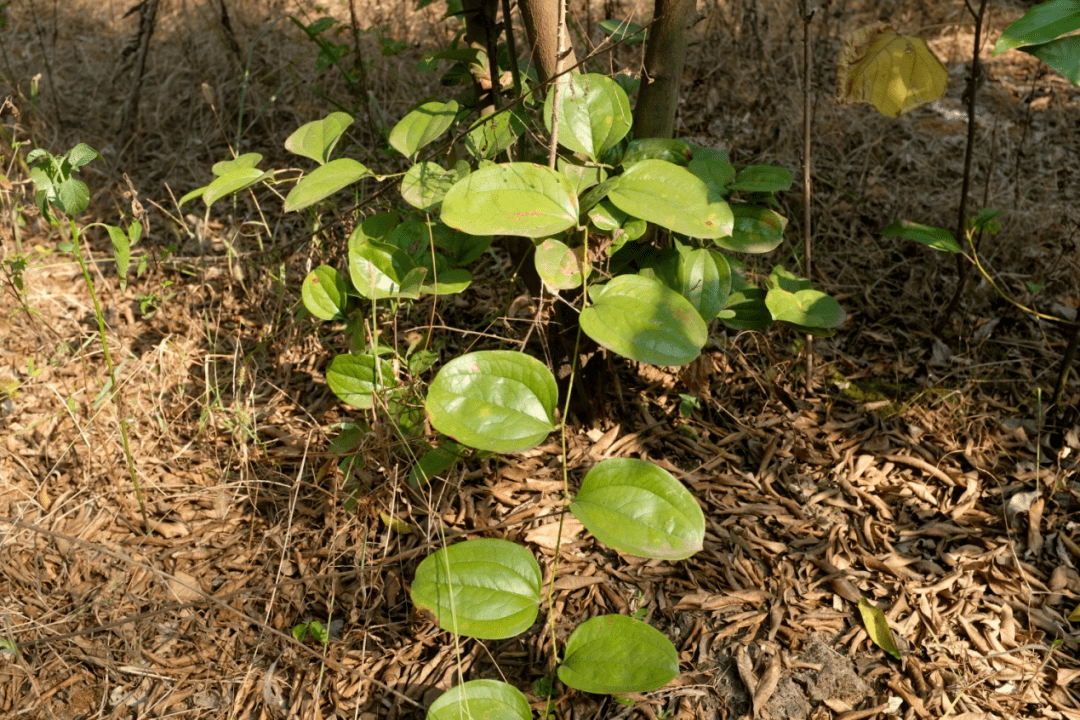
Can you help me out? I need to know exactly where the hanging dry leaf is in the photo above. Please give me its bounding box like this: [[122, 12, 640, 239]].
[[858, 597, 902, 660], [837, 23, 948, 118]]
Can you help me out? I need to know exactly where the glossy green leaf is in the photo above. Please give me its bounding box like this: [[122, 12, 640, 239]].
[[721, 273, 771, 331], [639, 246, 731, 324], [858, 598, 902, 660], [441, 163, 578, 238], [401, 161, 463, 212], [621, 138, 692, 168], [993, 0, 1080, 56], [464, 108, 527, 159], [607, 160, 733, 239], [881, 219, 962, 253], [558, 615, 679, 694], [188, 167, 271, 209], [688, 144, 736, 197], [1020, 34, 1080, 85], [427, 679, 532, 720], [421, 267, 472, 295], [426, 350, 557, 453], [715, 204, 787, 254], [348, 229, 425, 300], [580, 275, 708, 367], [557, 158, 605, 196], [326, 353, 396, 409], [284, 158, 371, 212], [570, 458, 704, 559], [211, 152, 263, 176], [389, 100, 459, 158], [544, 73, 632, 161], [285, 112, 354, 164], [411, 538, 542, 639], [765, 268, 846, 329], [535, 238, 585, 291], [727, 165, 794, 193], [302, 265, 350, 321]]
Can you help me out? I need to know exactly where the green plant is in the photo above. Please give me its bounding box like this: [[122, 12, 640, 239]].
[[27, 143, 149, 525], [188, 18, 844, 710]]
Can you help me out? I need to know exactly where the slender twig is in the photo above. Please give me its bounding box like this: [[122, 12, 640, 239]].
[[801, 1, 814, 392], [547, 0, 567, 171], [934, 0, 989, 335]]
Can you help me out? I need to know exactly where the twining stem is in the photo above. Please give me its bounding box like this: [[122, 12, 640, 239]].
[[546, 0, 567, 171], [69, 219, 148, 527], [935, 0, 989, 335], [800, 1, 814, 391]]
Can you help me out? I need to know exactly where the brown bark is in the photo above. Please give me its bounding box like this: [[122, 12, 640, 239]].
[[632, 0, 695, 139], [518, 0, 578, 85]]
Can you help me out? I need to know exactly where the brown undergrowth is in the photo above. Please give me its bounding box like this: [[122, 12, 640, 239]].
[[1, 0, 1078, 718]]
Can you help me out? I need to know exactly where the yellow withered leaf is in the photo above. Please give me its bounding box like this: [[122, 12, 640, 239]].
[[858, 598, 902, 659], [837, 23, 948, 118]]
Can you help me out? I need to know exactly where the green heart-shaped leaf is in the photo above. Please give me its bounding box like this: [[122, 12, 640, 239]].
[[326, 353, 396, 409], [441, 163, 578, 239], [426, 350, 558, 453], [570, 458, 704, 559], [302, 265, 350, 320], [727, 165, 793, 193], [285, 112, 353, 164], [389, 100, 459, 158], [427, 679, 532, 720], [544, 73, 632, 162], [285, 158, 371, 212], [715, 204, 787, 254], [558, 614, 679, 694], [607, 159, 732, 239], [881, 219, 961, 252], [535, 238, 585, 291], [412, 539, 542, 639], [580, 275, 707, 367]]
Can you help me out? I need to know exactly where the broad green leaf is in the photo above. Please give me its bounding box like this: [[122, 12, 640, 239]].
[[441, 163, 578, 239], [411, 538, 542, 639], [993, 0, 1080, 55], [535, 238, 585, 291], [580, 275, 708, 367], [302, 265, 350, 320], [621, 138, 692, 168], [427, 679, 532, 720], [715, 204, 787, 254], [688, 144, 736, 197], [721, 280, 771, 331], [570, 458, 705, 559], [326, 353, 396, 409], [409, 442, 465, 487], [401, 161, 462, 212], [420, 267, 472, 295], [201, 167, 273, 208], [105, 225, 131, 292], [285, 112, 354, 165], [558, 615, 679, 694], [858, 598, 902, 660], [389, 100, 459, 158], [464, 107, 527, 159], [211, 152, 263, 176], [348, 236, 425, 300], [426, 350, 557, 453], [607, 159, 733, 239], [765, 268, 845, 329], [727, 165, 794, 193], [639, 246, 730, 323], [557, 158, 605, 196], [1020, 34, 1080, 85], [284, 158, 371, 212], [598, 18, 648, 45], [55, 177, 91, 216], [837, 23, 948, 118], [544, 73, 632, 161], [881, 219, 962, 253]]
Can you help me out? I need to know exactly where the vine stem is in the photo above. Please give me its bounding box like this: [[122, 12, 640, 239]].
[[934, 0, 989, 335], [546, 0, 567, 171], [69, 219, 147, 528], [800, 1, 814, 392]]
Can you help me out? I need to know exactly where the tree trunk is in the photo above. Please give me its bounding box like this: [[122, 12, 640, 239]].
[[518, 0, 578, 84], [632, 0, 694, 139]]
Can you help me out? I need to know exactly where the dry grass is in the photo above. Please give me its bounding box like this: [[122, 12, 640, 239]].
[[1, 0, 1079, 718]]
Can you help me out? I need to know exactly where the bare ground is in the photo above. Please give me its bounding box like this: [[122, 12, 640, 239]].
[[1, 0, 1079, 718]]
